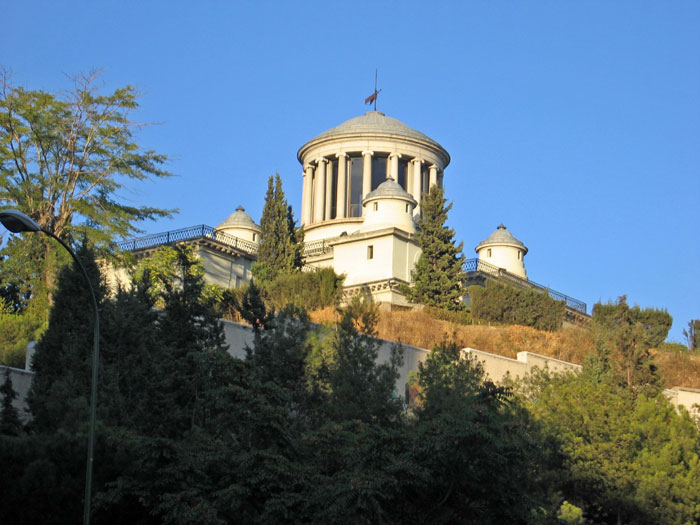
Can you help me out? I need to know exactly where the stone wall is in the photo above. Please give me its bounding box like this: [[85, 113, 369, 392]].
[[4, 320, 700, 421]]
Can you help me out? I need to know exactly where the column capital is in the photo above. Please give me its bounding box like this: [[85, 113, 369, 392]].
[[362, 150, 374, 157], [335, 151, 347, 158], [413, 158, 423, 165], [316, 157, 327, 165], [389, 152, 402, 159], [429, 164, 438, 169]]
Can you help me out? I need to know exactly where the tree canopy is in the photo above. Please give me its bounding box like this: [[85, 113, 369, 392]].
[[407, 185, 466, 311], [0, 70, 173, 247]]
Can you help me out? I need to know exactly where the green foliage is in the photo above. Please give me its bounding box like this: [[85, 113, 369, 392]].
[[592, 296, 663, 393], [252, 173, 303, 281], [0, 71, 173, 247], [407, 185, 466, 311], [260, 267, 344, 311], [523, 367, 700, 525], [0, 70, 172, 366], [593, 296, 672, 348], [131, 244, 223, 308], [684, 319, 700, 351], [0, 368, 22, 436], [26, 240, 107, 433], [557, 501, 585, 524], [470, 280, 565, 331], [0, 301, 45, 367], [404, 342, 556, 523]]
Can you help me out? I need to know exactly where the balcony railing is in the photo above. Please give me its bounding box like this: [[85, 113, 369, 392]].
[[303, 239, 333, 257], [464, 258, 586, 313], [118, 225, 258, 255]]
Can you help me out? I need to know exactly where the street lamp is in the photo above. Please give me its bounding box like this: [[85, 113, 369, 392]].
[[0, 209, 100, 525]]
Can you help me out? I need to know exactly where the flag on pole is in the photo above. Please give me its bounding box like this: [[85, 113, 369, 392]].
[[364, 91, 377, 105]]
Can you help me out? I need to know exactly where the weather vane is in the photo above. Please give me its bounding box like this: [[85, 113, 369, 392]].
[[364, 69, 381, 111]]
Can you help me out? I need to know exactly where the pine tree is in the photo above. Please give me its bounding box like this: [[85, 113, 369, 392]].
[[26, 240, 106, 433], [253, 174, 303, 281], [408, 185, 466, 310], [0, 368, 22, 436]]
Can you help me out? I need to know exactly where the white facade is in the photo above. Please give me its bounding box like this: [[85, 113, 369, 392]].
[[475, 224, 528, 279]]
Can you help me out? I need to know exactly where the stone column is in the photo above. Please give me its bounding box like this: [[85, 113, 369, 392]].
[[335, 152, 347, 219], [389, 153, 401, 180], [429, 164, 438, 190], [325, 160, 333, 220], [314, 158, 326, 223], [362, 150, 373, 216], [412, 159, 423, 201], [302, 165, 313, 225]]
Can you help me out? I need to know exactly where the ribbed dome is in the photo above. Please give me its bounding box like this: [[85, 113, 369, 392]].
[[216, 206, 259, 230], [308, 111, 443, 149], [476, 224, 527, 252], [363, 178, 416, 203]]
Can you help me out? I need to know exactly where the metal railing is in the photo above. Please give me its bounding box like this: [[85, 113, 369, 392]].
[[303, 239, 333, 257], [118, 224, 259, 255], [464, 258, 586, 313]]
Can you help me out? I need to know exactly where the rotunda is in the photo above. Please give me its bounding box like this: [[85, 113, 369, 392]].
[[297, 111, 449, 242], [475, 224, 528, 279], [215, 206, 261, 244]]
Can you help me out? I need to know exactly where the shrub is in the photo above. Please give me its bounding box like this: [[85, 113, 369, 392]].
[[469, 281, 564, 331], [258, 268, 344, 312]]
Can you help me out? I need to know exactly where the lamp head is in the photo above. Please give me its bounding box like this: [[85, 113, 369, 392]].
[[0, 209, 42, 233]]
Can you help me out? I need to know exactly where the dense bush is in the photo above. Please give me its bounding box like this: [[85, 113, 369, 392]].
[[593, 296, 672, 348], [225, 268, 344, 315], [469, 281, 564, 331]]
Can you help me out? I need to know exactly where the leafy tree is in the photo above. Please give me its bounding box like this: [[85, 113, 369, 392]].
[[402, 342, 556, 524], [683, 319, 700, 351], [252, 173, 303, 281], [407, 185, 466, 311], [592, 297, 664, 394], [522, 366, 700, 525], [0, 368, 22, 436], [0, 70, 173, 249], [0, 70, 173, 362]]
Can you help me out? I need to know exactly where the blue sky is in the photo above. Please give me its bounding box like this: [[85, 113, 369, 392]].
[[3, 1, 698, 342]]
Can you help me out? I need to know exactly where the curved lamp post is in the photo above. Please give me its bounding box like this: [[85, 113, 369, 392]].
[[0, 209, 99, 525]]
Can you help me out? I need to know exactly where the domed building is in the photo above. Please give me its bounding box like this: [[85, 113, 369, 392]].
[[297, 111, 449, 305], [298, 111, 449, 241]]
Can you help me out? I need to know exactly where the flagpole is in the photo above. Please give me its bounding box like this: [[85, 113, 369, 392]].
[[374, 70, 378, 111]]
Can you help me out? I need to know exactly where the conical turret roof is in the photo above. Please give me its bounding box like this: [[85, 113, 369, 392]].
[[476, 224, 527, 253], [216, 206, 260, 230]]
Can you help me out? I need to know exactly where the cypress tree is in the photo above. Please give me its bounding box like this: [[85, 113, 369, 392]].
[[0, 369, 22, 436], [408, 185, 466, 311], [253, 173, 303, 281]]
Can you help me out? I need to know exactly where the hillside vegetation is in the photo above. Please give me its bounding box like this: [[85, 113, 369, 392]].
[[310, 307, 700, 389]]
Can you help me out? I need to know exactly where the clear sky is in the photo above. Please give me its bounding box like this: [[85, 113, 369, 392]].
[[3, 1, 698, 342]]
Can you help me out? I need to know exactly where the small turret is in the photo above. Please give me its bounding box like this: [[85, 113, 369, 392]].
[[215, 206, 262, 243], [359, 178, 417, 233], [475, 224, 528, 279]]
